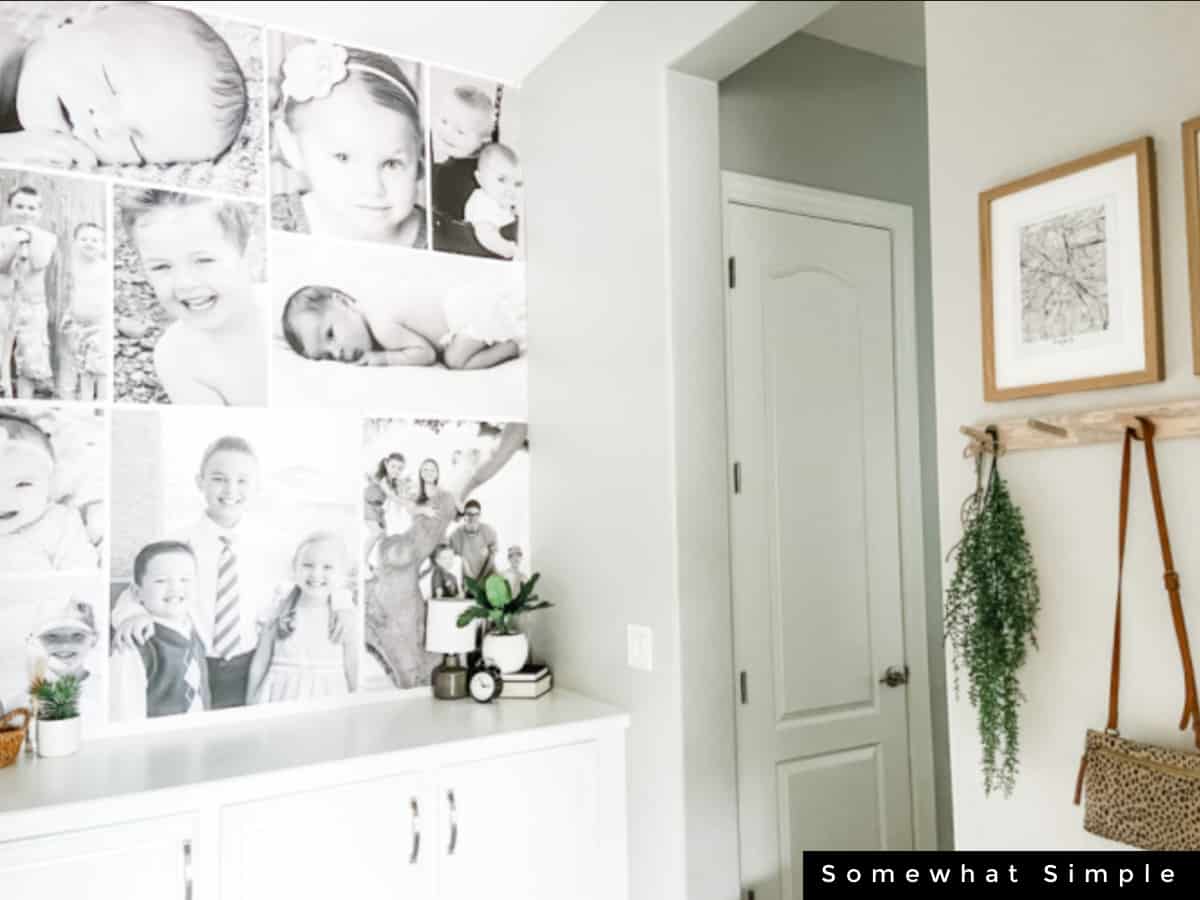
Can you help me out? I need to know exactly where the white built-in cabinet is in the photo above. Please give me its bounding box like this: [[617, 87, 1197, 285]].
[[0, 816, 196, 900], [0, 692, 628, 900]]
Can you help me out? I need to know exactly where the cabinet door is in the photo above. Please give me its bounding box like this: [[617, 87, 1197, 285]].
[[0, 816, 195, 900], [436, 741, 599, 900], [222, 773, 431, 900]]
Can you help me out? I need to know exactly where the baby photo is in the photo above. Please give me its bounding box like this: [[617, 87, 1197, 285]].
[[361, 417, 529, 691], [109, 406, 360, 726], [268, 30, 429, 250], [271, 232, 527, 420], [0, 169, 111, 401], [429, 69, 522, 261], [113, 186, 268, 407], [0, 577, 107, 735], [0, 1, 266, 197], [0, 405, 105, 573]]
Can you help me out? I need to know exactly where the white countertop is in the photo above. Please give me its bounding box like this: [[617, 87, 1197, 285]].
[[0, 690, 627, 823]]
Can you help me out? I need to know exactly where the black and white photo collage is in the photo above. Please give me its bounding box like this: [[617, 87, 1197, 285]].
[[0, 1, 529, 735]]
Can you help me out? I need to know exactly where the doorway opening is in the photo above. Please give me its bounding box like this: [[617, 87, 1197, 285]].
[[714, 4, 948, 896]]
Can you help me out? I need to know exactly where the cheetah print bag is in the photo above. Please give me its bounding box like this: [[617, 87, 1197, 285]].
[[1074, 421, 1200, 850]]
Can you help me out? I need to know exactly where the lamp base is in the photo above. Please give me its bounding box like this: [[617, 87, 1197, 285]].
[[432, 655, 468, 700]]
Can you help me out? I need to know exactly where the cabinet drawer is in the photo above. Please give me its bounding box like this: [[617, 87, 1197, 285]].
[[0, 815, 195, 900]]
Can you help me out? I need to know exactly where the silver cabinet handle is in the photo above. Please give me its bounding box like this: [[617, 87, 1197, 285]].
[[446, 789, 458, 855], [409, 797, 421, 864], [183, 839, 193, 900]]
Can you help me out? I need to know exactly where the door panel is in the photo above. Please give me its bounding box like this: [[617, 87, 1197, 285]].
[[727, 199, 913, 900], [221, 775, 431, 900], [436, 741, 598, 900], [0, 816, 194, 900], [765, 274, 873, 718]]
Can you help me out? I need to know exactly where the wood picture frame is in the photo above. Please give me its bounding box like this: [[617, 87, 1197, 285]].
[[979, 137, 1162, 402], [1183, 116, 1200, 374]]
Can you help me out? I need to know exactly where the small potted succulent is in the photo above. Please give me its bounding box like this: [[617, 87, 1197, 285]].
[[458, 572, 550, 673], [30, 675, 83, 758]]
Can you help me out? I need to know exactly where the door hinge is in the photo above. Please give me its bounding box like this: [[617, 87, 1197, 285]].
[[733, 461, 742, 494], [739, 671, 748, 704], [728, 256, 736, 289]]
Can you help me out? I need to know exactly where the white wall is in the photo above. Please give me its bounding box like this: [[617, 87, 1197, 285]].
[[927, 1, 1200, 848], [523, 3, 839, 897], [522, 8, 746, 895]]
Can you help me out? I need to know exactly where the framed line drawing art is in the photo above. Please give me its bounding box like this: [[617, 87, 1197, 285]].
[[979, 137, 1162, 401], [1183, 116, 1200, 374]]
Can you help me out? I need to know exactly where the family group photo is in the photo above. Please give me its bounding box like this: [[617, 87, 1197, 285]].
[[362, 417, 529, 690], [108, 406, 360, 727], [112, 186, 268, 407], [0, 169, 109, 402], [0, 1, 267, 197], [271, 233, 527, 418]]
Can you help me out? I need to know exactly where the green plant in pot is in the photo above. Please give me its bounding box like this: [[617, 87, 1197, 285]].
[[30, 675, 83, 758], [458, 572, 551, 674], [945, 437, 1040, 797]]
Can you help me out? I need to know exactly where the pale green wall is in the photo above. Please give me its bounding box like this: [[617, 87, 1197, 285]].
[[719, 28, 951, 849]]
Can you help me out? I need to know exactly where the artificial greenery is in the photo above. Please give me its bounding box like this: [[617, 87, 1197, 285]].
[[944, 448, 1040, 797], [30, 675, 82, 721], [458, 572, 551, 635]]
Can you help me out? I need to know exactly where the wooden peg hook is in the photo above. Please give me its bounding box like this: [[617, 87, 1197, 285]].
[[1027, 418, 1068, 438]]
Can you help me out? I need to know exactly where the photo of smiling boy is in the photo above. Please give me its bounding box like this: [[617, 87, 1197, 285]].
[[115, 188, 267, 406], [110, 541, 211, 721]]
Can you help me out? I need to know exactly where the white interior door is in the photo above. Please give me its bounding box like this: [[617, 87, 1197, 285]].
[[726, 188, 915, 900], [221, 774, 432, 899]]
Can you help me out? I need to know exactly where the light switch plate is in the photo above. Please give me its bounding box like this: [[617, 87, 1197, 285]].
[[627, 624, 653, 672]]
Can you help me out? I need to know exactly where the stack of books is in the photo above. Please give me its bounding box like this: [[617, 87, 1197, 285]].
[[500, 664, 553, 699]]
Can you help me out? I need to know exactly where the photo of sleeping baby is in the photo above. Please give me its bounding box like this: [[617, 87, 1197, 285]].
[[112, 186, 268, 407], [0, 1, 266, 197], [430, 69, 522, 261], [268, 30, 428, 250], [0, 169, 110, 401], [361, 417, 529, 690], [271, 232, 526, 420], [109, 406, 360, 725], [0, 577, 107, 735], [0, 406, 105, 574]]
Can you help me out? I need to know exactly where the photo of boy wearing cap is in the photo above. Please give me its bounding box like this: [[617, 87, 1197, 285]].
[[0, 584, 106, 727]]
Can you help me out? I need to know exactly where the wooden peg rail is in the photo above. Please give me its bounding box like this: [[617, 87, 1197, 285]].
[[961, 397, 1200, 455]]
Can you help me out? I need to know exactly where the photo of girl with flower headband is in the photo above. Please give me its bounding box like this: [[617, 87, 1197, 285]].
[[267, 32, 428, 250]]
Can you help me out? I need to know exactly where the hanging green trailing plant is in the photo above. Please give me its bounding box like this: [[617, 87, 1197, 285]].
[[944, 433, 1040, 797]]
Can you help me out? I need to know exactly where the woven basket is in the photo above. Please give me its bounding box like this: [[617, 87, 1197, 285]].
[[0, 707, 31, 768]]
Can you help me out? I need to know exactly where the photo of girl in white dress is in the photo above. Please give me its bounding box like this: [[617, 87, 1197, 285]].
[[248, 531, 359, 703]]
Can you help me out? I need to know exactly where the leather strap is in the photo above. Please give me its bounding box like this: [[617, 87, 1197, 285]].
[[1108, 418, 1200, 748]]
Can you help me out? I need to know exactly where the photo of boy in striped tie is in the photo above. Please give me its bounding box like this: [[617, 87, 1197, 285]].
[[112, 434, 355, 712]]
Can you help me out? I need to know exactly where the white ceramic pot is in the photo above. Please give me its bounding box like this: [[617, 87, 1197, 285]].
[[37, 717, 82, 758], [482, 632, 529, 674]]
